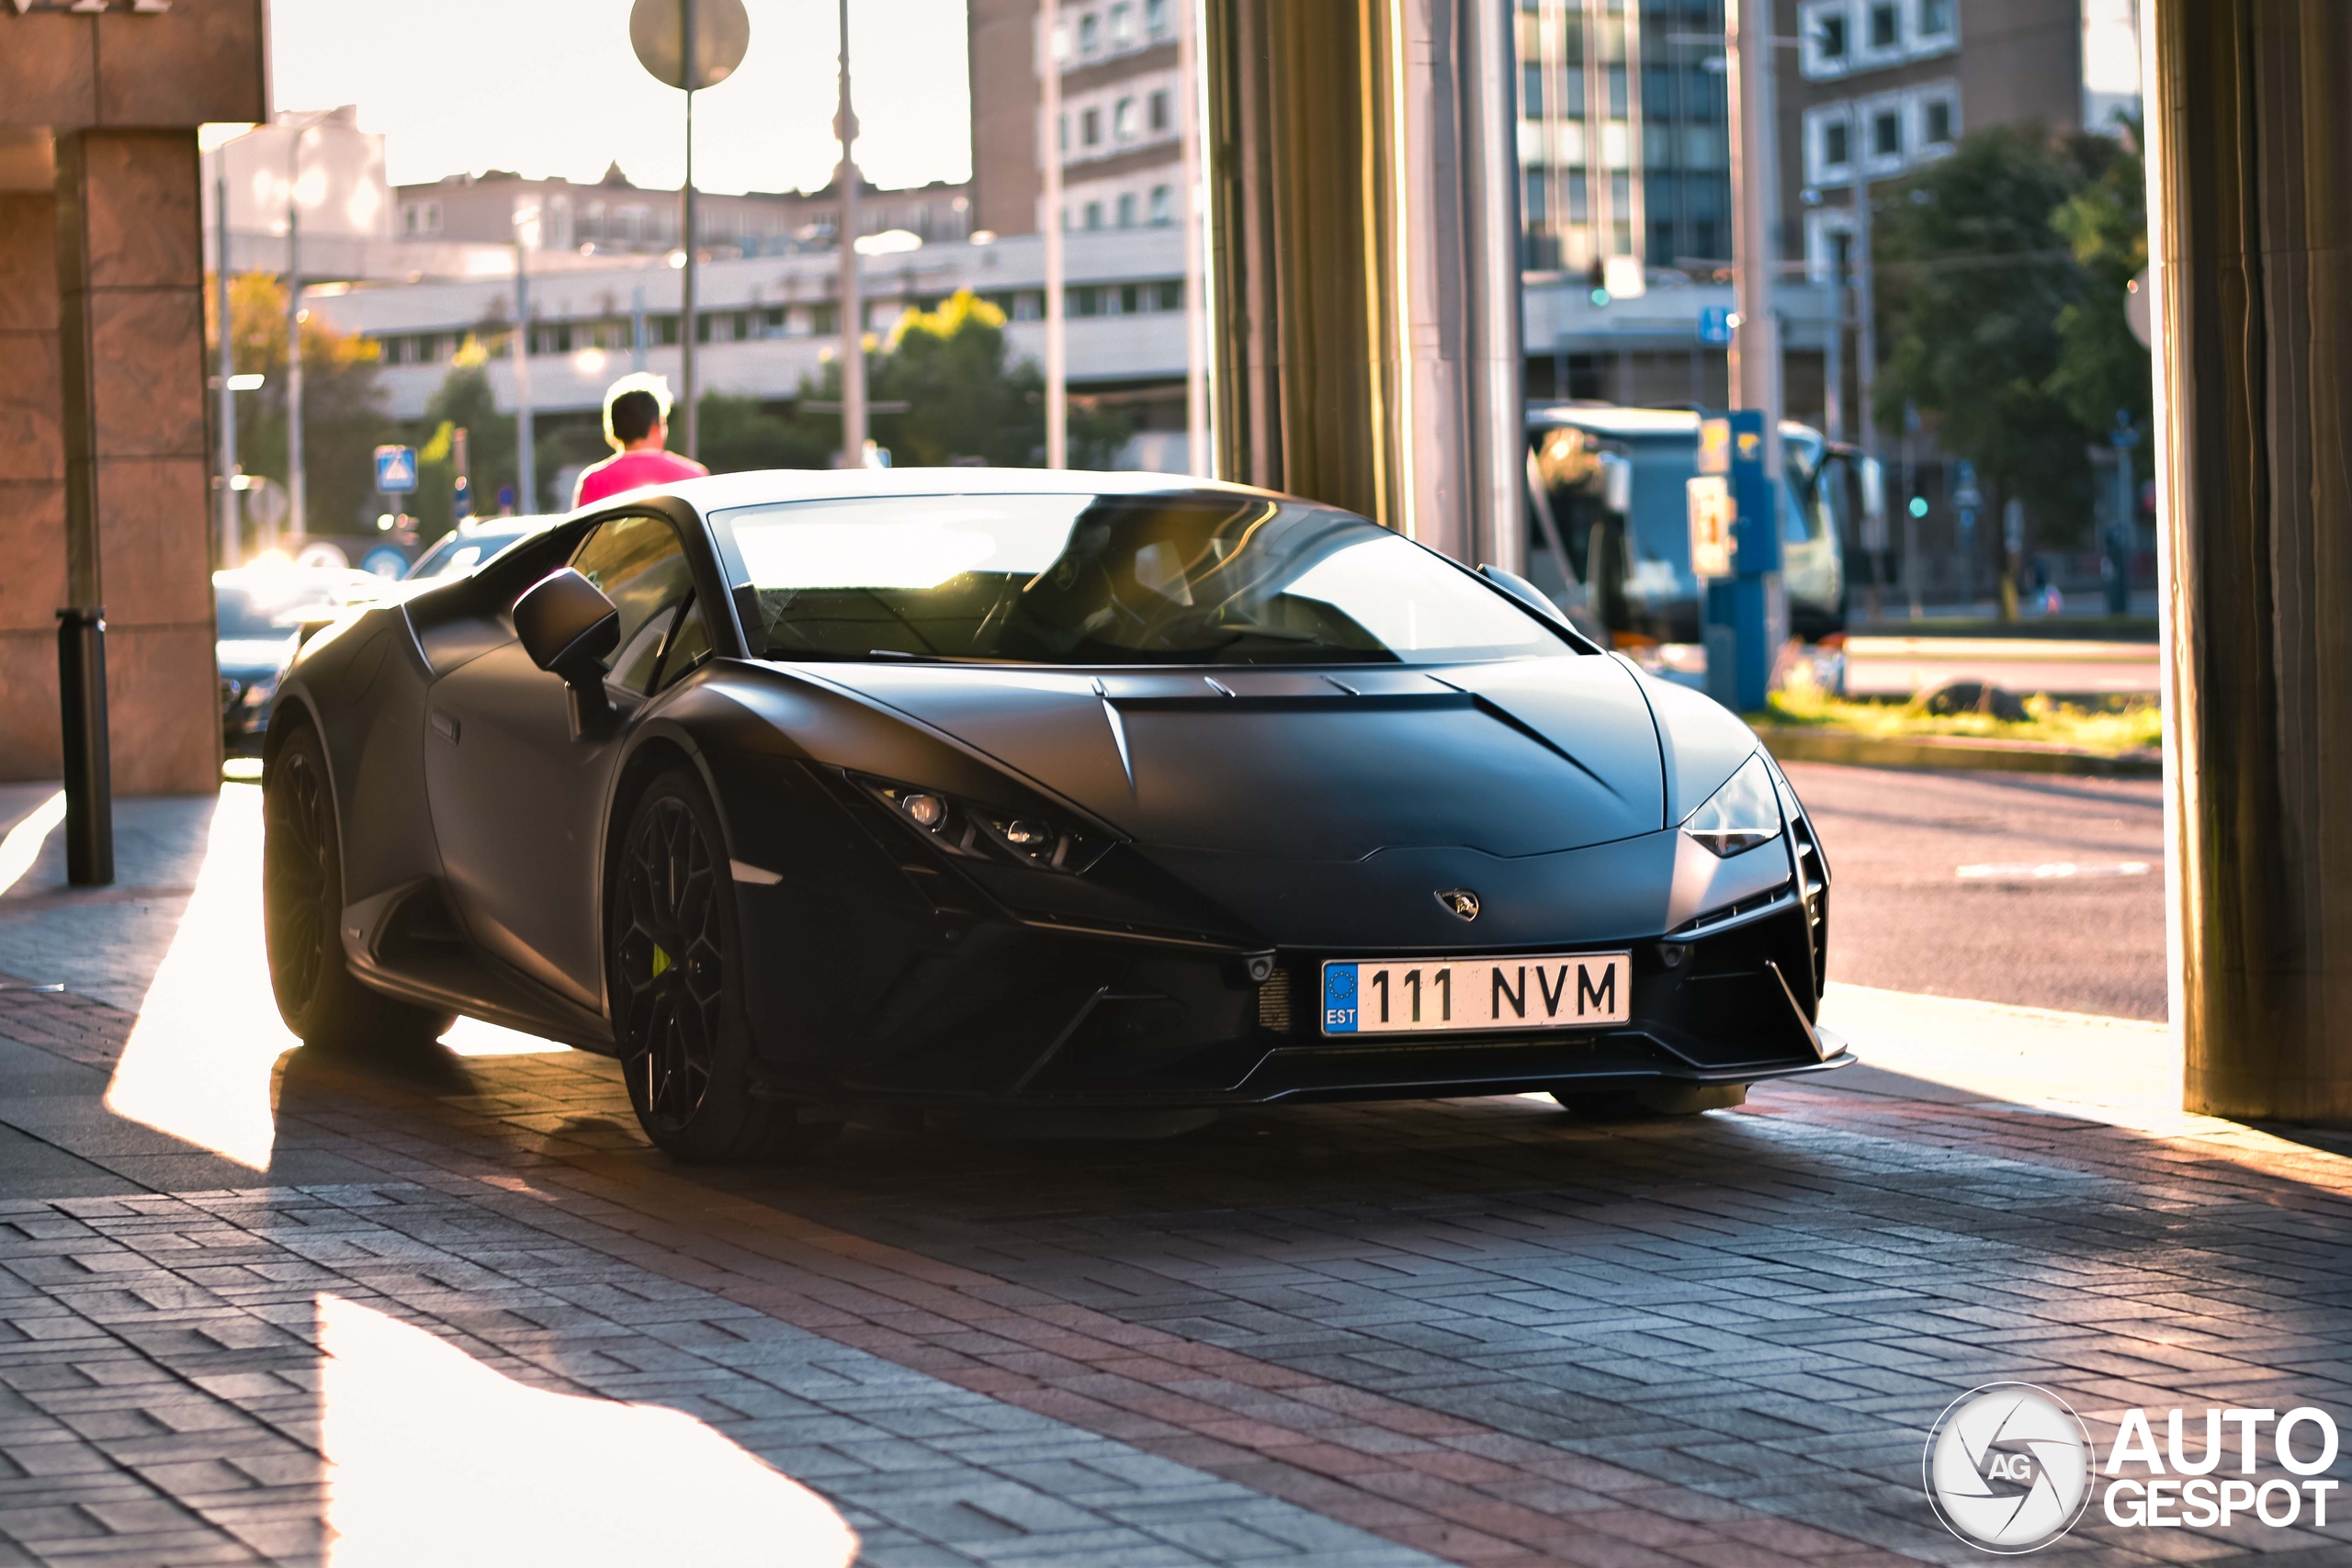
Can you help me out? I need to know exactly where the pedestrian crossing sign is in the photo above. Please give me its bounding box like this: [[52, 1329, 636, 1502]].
[[374, 445, 418, 494]]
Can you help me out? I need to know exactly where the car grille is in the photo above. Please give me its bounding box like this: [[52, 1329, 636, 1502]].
[[1256, 966, 1294, 1034]]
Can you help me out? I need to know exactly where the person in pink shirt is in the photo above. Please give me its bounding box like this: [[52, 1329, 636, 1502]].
[[571, 373, 709, 508]]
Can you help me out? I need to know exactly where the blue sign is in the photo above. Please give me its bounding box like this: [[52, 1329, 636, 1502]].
[[1697, 305, 1734, 346], [360, 545, 410, 579], [373, 445, 417, 493]]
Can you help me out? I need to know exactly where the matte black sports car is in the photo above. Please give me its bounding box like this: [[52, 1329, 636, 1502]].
[[263, 469, 1848, 1162]]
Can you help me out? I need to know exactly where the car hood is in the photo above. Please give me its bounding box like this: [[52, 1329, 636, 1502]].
[[804, 657, 1669, 860]]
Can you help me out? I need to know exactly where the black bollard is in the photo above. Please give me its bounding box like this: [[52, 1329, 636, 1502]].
[[55, 606, 114, 887]]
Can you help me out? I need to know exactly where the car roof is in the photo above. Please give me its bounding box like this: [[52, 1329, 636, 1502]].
[[589, 466, 1281, 517], [1527, 403, 1824, 442]]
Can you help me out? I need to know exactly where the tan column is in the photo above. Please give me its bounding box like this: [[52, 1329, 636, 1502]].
[[52, 128, 219, 795], [2150, 1, 2352, 1121], [0, 189, 67, 780]]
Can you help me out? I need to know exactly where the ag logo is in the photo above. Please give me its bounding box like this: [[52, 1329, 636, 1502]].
[[1924, 1383, 2095, 1553]]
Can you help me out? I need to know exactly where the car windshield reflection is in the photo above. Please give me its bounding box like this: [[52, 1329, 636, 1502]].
[[718, 491, 1576, 667]]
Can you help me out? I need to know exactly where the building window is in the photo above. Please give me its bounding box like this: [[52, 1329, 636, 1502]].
[[1117, 192, 1137, 227], [1522, 62, 1544, 117], [1155, 279, 1182, 310], [1148, 88, 1170, 133], [1859, 92, 1905, 173], [1911, 0, 1956, 51], [1867, 0, 1898, 49], [1080, 12, 1100, 55], [1145, 0, 1168, 38], [1149, 184, 1172, 224], [1058, 113, 1069, 152], [1804, 104, 1854, 184], [1109, 1, 1133, 47], [1083, 200, 1103, 230], [1912, 81, 1960, 152], [1114, 96, 1137, 141], [1081, 107, 1102, 147], [1069, 286, 1102, 317], [1799, 0, 1849, 78], [1523, 169, 1548, 225]]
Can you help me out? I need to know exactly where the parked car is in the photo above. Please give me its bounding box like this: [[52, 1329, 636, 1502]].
[[405, 517, 557, 581], [216, 565, 388, 754], [264, 468, 1843, 1163], [1525, 405, 1869, 645]]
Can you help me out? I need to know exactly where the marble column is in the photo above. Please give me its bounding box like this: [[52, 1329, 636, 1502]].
[[52, 128, 220, 795], [2151, 0, 2352, 1120], [0, 189, 67, 780]]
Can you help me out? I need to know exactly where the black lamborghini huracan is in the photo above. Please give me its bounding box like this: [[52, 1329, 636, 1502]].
[[262, 469, 1847, 1161]]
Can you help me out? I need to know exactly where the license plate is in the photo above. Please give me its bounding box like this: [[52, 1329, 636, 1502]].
[[1319, 953, 1632, 1036]]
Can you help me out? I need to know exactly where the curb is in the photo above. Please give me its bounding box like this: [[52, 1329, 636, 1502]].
[[1754, 726, 2163, 779]]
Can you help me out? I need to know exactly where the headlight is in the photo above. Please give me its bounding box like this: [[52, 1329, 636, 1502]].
[[1681, 752, 1781, 858], [854, 774, 1113, 874]]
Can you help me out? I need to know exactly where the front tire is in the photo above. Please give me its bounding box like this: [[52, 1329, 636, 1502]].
[[264, 722, 454, 1052], [608, 769, 835, 1164], [1553, 1083, 1747, 1119]]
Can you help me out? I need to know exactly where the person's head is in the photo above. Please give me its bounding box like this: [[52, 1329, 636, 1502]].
[[602, 373, 673, 454]]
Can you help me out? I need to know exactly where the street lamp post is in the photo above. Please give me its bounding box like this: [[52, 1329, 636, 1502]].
[[279, 108, 334, 543], [514, 208, 537, 511], [213, 158, 241, 568], [835, 0, 866, 467], [1039, 0, 1067, 468], [679, 0, 699, 459], [1177, 0, 1205, 477]]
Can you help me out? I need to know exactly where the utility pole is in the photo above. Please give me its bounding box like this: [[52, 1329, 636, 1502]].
[[835, 0, 867, 467], [1177, 0, 1206, 477], [1039, 0, 1067, 468], [513, 214, 536, 511], [631, 283, 648, 372], [1725, 0, 1782, 482], [284, 134, 306, 542], [214, 161, 241, 569], [679, 0, 700, 459]]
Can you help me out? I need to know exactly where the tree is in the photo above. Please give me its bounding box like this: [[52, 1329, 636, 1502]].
[[1871, 126, 2126, 558], [407, 349, 513, 536], [874, 290, 1129, 468], [213, 272, 391, 536], [697, 391, 836, 474], [2048, 118, 2152, 453]]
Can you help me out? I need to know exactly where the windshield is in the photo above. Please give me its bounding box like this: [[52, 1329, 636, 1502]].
[[716, 491, 1577, 667]]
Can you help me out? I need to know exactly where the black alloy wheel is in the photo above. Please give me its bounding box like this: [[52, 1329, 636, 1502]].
[[263, 723, 452, 1051], [613, 792, 725, 1132], [608, 771, 837, 1163], [264, 733, 334, 1020]]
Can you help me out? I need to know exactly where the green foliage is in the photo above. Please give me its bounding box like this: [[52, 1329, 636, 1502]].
[[875, 291, 1129, 468], [407, 357, 513, 534], [696, 391, 836, 474], [2048, 118, 2153, 447], [1871, 126, 2144, 549], [1872, 129, 2100, 532], [697, 290, 1134, 472], [217, 272, 390, 536]]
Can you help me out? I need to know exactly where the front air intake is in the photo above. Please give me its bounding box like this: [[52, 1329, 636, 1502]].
[[1257, 967, 1294, 1034]]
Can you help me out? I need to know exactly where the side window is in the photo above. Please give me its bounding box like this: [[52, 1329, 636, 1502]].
[[571, 515, 695, 694], [655, 598, 713, 692]]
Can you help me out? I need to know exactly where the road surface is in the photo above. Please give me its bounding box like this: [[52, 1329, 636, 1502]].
[[1783, 760, 2165, 1020]]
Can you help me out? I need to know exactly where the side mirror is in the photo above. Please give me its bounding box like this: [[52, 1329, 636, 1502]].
[[513, 568, 618, 733]]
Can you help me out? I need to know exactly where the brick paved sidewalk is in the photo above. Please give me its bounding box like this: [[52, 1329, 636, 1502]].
[[0, 788, 2347, 1565]]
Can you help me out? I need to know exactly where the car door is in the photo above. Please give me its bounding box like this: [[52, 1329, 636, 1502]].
[[424, 512, 714, 1011]]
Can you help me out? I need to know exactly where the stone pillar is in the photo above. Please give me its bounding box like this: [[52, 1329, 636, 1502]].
[[2149, 1, 2352, 1120], [0, 188, 66, 780], [1200, 0, 1524, 563], [52, 129, 220, 794]]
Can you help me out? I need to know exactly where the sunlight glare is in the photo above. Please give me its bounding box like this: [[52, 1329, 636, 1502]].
[[319, 1293, 858, 1568], [103, 785, 292, 1169]]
